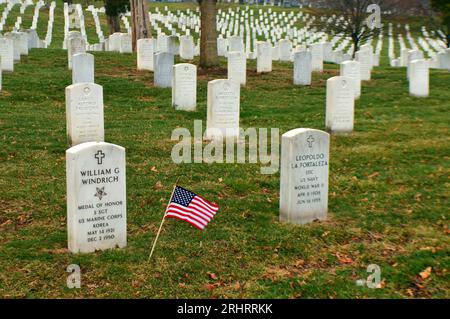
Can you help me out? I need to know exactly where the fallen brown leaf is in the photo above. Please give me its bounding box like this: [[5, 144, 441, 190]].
[[368, 172, 380, 179], [203, 283, 220, 291], [419, 267, 432, 280], [0, 220, 12, 227], [337, 255, 354, 264], [207, 272, 218, 280]]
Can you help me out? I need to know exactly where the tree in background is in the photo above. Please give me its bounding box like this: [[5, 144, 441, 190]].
[[130, 0, 151, 51], [104, 0, 129, 34], [426, 0, 450, 47], [313, 0, 388, 57], [199, 0, 219, 68]]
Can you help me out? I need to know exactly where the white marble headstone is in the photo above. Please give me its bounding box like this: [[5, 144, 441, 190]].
[[293, 50, 312, 85], [278, 39, 292, 62], [280, 128, 330, 224], [228, 35, 244, 52], [72, 53, 94, 84], [340, 60, 361, 99], [66, 141, 126, 253], [66, 83, 104, 146], [154, 51, 174, 88], [355, 49, 371, 81], [310, 43, 323, 72], [409, 59, 429, 97], [119, 34, 132, 53], [227, 51, 246, 86], [257, 41, 272, 73], [0, 38, 14, 72], [172, 63, 197, 111], [68, 35, 86, 70], [326, 76, 355, 134], [137, 38, 154, 71], [206, 79, 240, 140], [179, 35, 194, 60]]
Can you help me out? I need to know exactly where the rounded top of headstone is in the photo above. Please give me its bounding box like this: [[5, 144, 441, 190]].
[[66, 82, 102, 93], [410, 59, 427, 66], [282, 128, 330, 140], [66, 141, 125, 155], [327, 75, 352, 85], [174, 63, 195, 71]]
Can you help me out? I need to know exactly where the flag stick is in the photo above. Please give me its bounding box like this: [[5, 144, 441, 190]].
[[148, 178, 179, 262]]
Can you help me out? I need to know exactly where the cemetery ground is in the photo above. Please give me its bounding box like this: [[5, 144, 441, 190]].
[[1, 46, 449, 298], [0, 1, 449, 299]]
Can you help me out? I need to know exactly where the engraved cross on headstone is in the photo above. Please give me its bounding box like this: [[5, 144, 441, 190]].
[[307, 135, 315, 148], [94, 150, 105, 165]]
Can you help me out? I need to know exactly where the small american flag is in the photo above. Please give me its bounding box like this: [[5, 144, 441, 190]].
[[165, 186, 219, 230]]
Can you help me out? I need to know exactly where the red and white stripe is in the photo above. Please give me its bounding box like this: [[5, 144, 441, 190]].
[[165, 195, 219, 230]]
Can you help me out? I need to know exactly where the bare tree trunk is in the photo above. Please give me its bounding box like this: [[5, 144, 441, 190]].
[[130, 0, 151, 51], [107, 15, 121, 35], [199, 0, 219, 68], [352, 34, 359, 58]]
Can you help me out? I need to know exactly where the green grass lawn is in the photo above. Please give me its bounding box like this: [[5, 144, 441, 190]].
[[0, 2, 449, 299]]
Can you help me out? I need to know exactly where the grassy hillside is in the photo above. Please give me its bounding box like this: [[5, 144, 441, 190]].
[[0, 2, 449, 298]]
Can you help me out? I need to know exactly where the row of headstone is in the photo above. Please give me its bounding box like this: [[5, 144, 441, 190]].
[[65, 50, 127, 253], [105, 33, 132, 53], [388, 23, 449, 71], [0, 2, 52, 92]]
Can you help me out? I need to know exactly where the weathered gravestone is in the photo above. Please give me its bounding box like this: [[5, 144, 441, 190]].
[[340, 60, 361, 99], [360, 44, 374, 70], [154, 51, 174, 88], [108, 33, 121, 52], [310, 43, 323, 72], [278, 39, 292, 61], [217, 36, 228, 56], [68, 35, 86, 70], [26, 29, 39, 49], [228, 35, 244, 53], [355, 49, 371, 81], [137, 38, 154, 71], [167, 35, 179, 56], [66, 141, 126, 253], [409, 59, 429, 97], [400, 48, 410, 67], [326, 76, 355, 134], [0, 38, 14, 72], [257, 41, 272, 73], [172, 63, 197, 111], [16, 32, 28, 56], [272, 45, 280, 61], [5, 32, 21, 62], [72, 53, 94, 84], [227, 51, 246, 86], [66, 83, 104, 146], [119, 34, 132, 53], [407, 50, 424, 80], [179, 35, 194, 60], [206, 79, 240, 140], [280, 128, 330, 224], [293, 50, 312, 85], [157, 34, 169, 53], [322, 41, 333, 62], [373, 53, 380, 67], [438, 48, 450, 70]]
